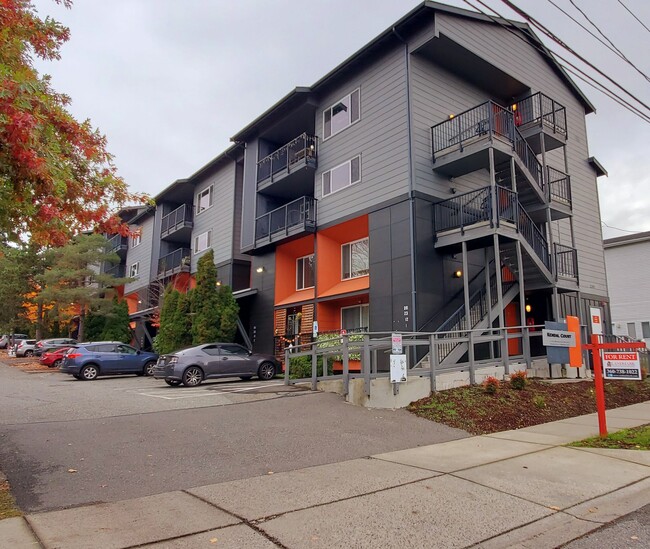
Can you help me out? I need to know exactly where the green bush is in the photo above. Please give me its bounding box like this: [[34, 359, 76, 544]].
[[287, 354, 333, 379], [510, 370, 527, 390]]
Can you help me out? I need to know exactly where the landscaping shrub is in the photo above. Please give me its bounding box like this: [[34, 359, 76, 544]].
[[510, 370, 527, 390], [482, 376, 500, 394], [533, 395, 546, 408], [287, 354, 333, 379]]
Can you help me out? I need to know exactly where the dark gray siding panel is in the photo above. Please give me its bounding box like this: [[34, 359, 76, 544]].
[[315, 46, 410, 225], [240, 138, 259, 251], [248, 253, 276, 355]]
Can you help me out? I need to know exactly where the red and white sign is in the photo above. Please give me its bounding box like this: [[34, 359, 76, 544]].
[[602, 351, 641, 380], [590, 307, 603, 335]]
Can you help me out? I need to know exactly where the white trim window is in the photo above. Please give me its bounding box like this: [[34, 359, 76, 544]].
[[322, 155, 361, 197], [323, 88, 360, 139], [342, 238, 369, 280], [131, 229, 141, 248], [194, 230, 212, 254], [195, 185, 213, 215], [341, 304, 369, 332], [129, 262, 140, 278], [296, 254, 315, 291]]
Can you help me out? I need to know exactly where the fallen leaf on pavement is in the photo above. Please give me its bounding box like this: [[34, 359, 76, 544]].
[[549, 506, 561, 511], [210, 537, 218, 544], [68, 469, 77, 473]]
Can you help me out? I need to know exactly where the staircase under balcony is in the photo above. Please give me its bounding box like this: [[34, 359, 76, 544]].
[[254, 196, 316, 250], [433, 185, 578, 291]]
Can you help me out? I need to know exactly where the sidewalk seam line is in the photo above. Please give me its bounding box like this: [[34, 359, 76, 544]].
[[567, 446, 650, 468], [22, 515, 47, 549], [183, 490, 288, 548]]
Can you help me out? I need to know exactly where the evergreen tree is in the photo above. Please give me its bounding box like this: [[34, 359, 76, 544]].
[[217, 285, 239, 342], [174, 289, 193, 349], [84, 308, 106, 342], [191, 250, 221, 344], [100, 298, 131, 343], [154, 287, 180, 354]]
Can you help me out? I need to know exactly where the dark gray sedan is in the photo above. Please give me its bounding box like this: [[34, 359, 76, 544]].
[[153, 343, 280, 387]]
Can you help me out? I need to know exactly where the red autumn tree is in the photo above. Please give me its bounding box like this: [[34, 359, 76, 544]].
[[0, 0, 148, 245]]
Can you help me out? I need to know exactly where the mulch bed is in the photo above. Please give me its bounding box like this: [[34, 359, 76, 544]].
[[0, 351, 52, 372], [408, 378, 650, 435]]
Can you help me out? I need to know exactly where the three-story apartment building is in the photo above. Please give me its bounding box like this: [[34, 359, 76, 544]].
[[116, 2, 609, 366]]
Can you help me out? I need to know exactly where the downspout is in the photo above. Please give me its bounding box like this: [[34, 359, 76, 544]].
[[392, 26, 417, 332]]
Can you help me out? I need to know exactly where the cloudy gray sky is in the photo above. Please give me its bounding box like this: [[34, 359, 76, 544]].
[[31, 0, 650, 239]]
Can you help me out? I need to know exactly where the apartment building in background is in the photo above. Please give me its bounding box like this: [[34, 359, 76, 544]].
[[605, 232, 650, 347], [106, 1, 610, 365]]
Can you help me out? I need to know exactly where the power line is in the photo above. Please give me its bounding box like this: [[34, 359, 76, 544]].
[[601, 221, 645, 234], [546, 0, 650, 83], [461, 0, 650, 124], [498, 0, 650, 115], [617, 0, 650, 34]]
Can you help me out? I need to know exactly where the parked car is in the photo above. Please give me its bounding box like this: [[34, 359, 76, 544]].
[[15, 339, 37, 357], [60, 342, 158, 381], [153, 343, 279, 387], [35, 338, 77, 356], [0, 334, 29, 349], [39, 346, 75, 368]]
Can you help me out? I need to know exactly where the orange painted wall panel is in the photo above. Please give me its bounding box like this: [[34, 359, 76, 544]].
[[505, 302, 521, 355], [275, 235, 315, 305]]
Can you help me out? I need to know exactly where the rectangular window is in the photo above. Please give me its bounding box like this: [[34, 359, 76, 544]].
[[323, 88, 360, 139], [642, 322, 650, 339], [342, 238, 369, 280], [322, 156, 361, 197], [627, 322, 637, 339], [129, 262, 139, 278], [195, 185, 213, 215], [296, 254, 315, 290], [341, 304, 369, 331], [194, 230, 212, 254], [131, 230, 141, 248]]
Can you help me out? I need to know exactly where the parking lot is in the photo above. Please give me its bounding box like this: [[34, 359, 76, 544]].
[[0, 359, 467, 513]]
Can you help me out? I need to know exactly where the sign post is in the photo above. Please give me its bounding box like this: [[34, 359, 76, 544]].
[[583, 335, 646, 436]]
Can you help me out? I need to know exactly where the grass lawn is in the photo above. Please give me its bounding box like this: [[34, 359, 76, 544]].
[[0, 478, 21, 520], [568, 424, 650, 450]]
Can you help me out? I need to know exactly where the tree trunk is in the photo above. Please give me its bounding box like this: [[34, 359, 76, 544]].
[[77, 306, 85, 342], [35, 300, 44, 341]]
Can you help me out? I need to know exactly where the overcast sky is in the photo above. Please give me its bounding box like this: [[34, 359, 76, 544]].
[[31, 0, 650, 239]]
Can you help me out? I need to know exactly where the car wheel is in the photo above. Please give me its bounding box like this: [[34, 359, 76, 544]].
[[258, 362, 276, 380], [24, 350, 34, 357], [165, 379, 182, 387], [80, 364, 99, 381], [239, 376, 253, 381], [72, 374, 81, 379], [50, 359, 62, 369], [143, 361, 156, 377], [182, 367, 203, 387]]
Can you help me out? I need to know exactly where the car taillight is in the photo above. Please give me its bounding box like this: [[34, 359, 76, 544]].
[[66, 353, 82, 359]]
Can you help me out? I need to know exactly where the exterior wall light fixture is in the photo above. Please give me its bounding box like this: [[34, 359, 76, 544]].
[[256, 266, 265, 273], [453, 269, 462, 278], [525, 304, 532, 313]]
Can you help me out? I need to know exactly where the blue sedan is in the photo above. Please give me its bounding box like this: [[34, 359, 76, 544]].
[[60, 341, 158, 380]]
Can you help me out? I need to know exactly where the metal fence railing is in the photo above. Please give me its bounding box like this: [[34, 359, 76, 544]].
[[161, 204, 192, 237], [554, 243, 578, 280], [547, 166, 572, 207], [257, 133, 318, 184], [255, 196, 316, 243], [157, 247, 191, 278], [514, 92, 568, 138]]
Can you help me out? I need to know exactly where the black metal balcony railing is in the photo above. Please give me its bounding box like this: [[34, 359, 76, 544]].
[[554, 243, 578, 279], [255, 196, 316, 242], [433, 186, 551, 271], [107, 233, 128, 253], [161, 204, 192, 237], [546, 166, 572, 207], [257, 133, 318, 184], [104, 263, 126, 279], [514, 92, 567, 138], [431, 101, 544, 195], [157, 248, 191, 278]]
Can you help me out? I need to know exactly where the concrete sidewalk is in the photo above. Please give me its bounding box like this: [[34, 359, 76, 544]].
[[2, 402, 649, 549]]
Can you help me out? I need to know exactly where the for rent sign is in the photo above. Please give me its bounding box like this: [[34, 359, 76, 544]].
[[603, 352, 642, 380]]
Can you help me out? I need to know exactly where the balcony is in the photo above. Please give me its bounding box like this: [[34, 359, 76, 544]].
[[513, 92, 567, 153], [257, 133, 318, 195], [554, 243, 578, 280], [161, 204, 193, 242], [107, 234, 128, 257], [104, 263, 126, 279], [255, 196, 316, 249], [433, 186, 551, 274], [431, 101, 545, 202], [157, 248, 191, 279]]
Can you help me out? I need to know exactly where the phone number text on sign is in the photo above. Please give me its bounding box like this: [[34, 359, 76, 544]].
[[602, 352, 641, 380]]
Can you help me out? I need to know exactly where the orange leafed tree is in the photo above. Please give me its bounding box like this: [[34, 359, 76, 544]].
[[0, 0, 148, 245]]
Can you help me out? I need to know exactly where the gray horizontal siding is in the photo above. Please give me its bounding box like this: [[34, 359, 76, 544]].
[[124, 215, 154, 294], [605, 241, 650, 323], [315, 45, 410, 225], [435, 13, 607, 297], [191, 161, 237, 270]]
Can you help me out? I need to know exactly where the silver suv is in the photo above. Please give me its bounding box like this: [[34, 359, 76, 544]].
[[0, 334, 29, 349]]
